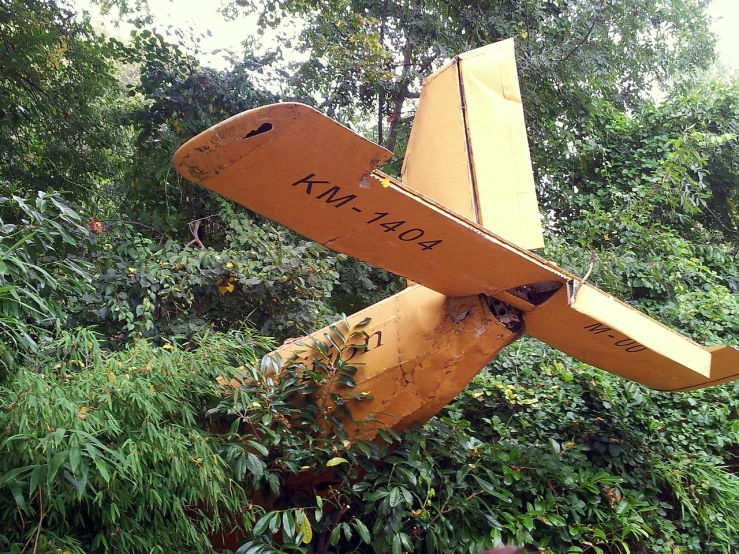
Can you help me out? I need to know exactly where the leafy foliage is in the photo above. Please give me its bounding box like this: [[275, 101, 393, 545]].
[[71, 203, 341, 342], [110, 23, 276, 233], [201, 338, 739, 554], [0, 327, 272, 553], [541, 88, 739, 348], [0, 0, 130, 206], [224, 0, 716, 169], [0, 187, 92, 368], [2, 1, 739, 553]]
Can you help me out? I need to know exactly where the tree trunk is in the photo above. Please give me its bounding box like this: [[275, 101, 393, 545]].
[[384, 41, 413, 154]]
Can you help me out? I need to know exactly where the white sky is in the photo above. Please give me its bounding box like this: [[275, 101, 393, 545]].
[[76, 0, 272, 69], [76, 0, 739, 71], [708, 0, 739, 71]]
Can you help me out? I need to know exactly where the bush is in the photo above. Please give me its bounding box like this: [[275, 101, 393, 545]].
[[0, 188, 93, 369], [0, 328, 272, 553], [71, 199, 342, 344]]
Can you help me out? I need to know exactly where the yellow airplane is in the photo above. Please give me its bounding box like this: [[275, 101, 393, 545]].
[[173, 39, 739, 437]]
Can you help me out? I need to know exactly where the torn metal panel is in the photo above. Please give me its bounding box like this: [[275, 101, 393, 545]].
[[274, 284, 518, 437], [505, 281, 562, 307], [483, 296, 524, 333]]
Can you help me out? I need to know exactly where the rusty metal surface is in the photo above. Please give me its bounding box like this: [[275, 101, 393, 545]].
[[273, 285, 518, 437]]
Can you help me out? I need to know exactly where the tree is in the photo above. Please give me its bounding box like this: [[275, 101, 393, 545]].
[[0, 0, 130, 207], [223, 0, 716, 174], [3, 1, 739, 553]]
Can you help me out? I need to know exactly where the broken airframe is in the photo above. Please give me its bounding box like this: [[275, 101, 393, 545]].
[[173, 39, 739, 437]]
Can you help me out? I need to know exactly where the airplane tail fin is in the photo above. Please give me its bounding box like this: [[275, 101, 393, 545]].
[[401, 39, 544, 250]]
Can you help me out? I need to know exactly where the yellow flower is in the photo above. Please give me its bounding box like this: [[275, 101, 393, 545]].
[[381, 178, 390, 188], [162, 343, 173, 350], [225, 261, 234, 269], [127, 267, 137, 273]]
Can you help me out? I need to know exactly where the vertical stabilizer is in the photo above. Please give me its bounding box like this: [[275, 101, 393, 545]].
[[401, 39, 544, 250]]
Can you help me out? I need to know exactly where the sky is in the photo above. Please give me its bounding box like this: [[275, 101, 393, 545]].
[[708, 0, 739, 71], [75, 0, 273, 69], [76, 0, 739, 72]]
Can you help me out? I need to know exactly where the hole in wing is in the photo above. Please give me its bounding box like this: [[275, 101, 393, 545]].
[[243, 122, 273, 139]]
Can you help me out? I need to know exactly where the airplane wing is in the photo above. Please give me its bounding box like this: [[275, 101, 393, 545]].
[[173, 102, 739, 391]]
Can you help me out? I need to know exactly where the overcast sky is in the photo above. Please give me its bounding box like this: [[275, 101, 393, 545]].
[[708, 0, 739, 70], [77, 0, 739, 71]]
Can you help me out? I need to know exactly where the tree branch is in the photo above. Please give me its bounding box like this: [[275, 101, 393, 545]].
[[185, 218, 206, 249], [384, 41, 414, 154], [377, 0, 388, 145], [559, 13, 599, 65]]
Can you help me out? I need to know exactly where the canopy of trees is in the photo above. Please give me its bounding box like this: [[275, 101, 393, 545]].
[[1, 0, 739, 553]]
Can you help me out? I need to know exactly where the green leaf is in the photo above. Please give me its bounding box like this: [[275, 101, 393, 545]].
[[246, 440, 269, 457], [234, 541, 265, 554], [29, 464, 44, 493], [283, 510, 294, 538], [521, 514, 534, 532], [328, 324, 345, 342], [268, 511, 281, 534], [246, 453, 264, 479], [472, 475, 496, 495], [311, 338, 330, 358], [326, 457, 349, 467], [336, 374, 356, 387], [253, 512, 273, 536], [389, 487, 401, 508], [354, 519, 371, 544], [329, 524, 341, 546], [93, 457, 110, 483], [363, 490, 389, 502], [234, 453, 247, 480], [47, 451, 67, 489], [8, 481, 26, 509], [315, 496, 323, 522], [376, 428, 394, 443], [392, 533, 402, 554]]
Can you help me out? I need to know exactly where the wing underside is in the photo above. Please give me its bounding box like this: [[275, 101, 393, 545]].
[[173, 102, 739, 391]]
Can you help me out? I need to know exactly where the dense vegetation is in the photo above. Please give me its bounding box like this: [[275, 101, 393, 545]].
[[1, 0, 739, 552]]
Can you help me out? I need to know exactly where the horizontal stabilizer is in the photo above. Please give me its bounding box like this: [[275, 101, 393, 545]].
[[524, 283, 739, 391]]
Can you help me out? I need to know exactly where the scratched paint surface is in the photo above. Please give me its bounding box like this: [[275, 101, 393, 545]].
[[174, 102, 739, 391], [273, 285, 516, 437]]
